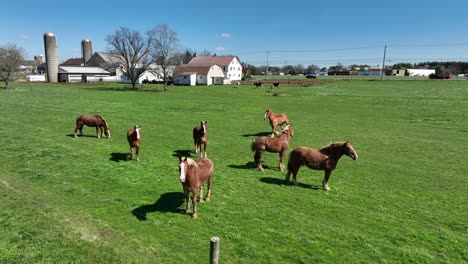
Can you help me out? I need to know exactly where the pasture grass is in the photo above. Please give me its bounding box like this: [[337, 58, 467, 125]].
[[0, 80, 467, 263]]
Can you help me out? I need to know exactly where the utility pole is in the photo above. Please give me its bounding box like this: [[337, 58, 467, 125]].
[[381, 45, 387, 81], [266, 50, 269, 80]]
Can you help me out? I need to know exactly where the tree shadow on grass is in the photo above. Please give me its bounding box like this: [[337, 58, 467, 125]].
[[172, 149, 193, 158], [260, 176, 321, 190], [110, 152, 128, 162], [131, 192, 185, 221], [242, 131, 271, 138]]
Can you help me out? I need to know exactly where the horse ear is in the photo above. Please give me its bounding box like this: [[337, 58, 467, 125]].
[[346, 140, 349, 144]]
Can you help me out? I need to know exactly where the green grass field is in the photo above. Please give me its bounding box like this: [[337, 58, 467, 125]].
[[0, 80, 467, 263]]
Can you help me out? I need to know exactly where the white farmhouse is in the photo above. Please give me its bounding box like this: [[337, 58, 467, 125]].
[[188, 55, 242, 83]]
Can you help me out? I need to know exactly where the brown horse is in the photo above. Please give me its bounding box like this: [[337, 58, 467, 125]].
[[264, 109, 290, 137], [74, 114, 110, 138], [285, 141, 358, 191], [251, 124, 294, 172], [127, 125, 141, 161], [178, 157, 214, 219], [193, 121, 208, 158]]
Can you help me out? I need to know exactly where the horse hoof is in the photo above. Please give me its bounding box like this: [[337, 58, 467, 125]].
[[206, 197, 211, 202], [192, 213, 198, 219]]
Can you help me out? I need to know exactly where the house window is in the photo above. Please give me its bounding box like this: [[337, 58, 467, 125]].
[[229, 74, 231, 77], [224, 67, 227, 71]]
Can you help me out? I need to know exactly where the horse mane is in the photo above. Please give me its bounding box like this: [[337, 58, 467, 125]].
[[184, 157, 198, 168], [95, 114, 108, 128], [319, 142, 347, 155]]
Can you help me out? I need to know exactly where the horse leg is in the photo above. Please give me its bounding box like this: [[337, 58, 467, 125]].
[[128, 147, 134, 160], [206, 176, 212, 202], [199, 185, 204, 203], [192, 188, 198, 219], [323, 170, 332, 191], [254, 151, 264, 172], [74, 126, 79, 138], [291, 167, 300, 186], [195, 141, 199, 154], [136, 146, 140, 161], [279, 150, 286, 171], [203, 142, 207, 158], [95, 126, 100, 138], [183, 186, 190, 215]]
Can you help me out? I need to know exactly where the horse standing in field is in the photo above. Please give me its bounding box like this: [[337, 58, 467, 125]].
[[264, 109, 290, 137], [253, 81, 263, 88], [127, 125, 141, 161], [271, 82, 280, 93], [285, 141, 358, 191], [178, 157, 214, 219], [74, 114, 110, 138], [251, 124, 294, 172], [193, 121, 208, 158]]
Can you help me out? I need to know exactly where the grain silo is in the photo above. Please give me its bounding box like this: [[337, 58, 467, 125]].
[[43, 32, 58, 83], [81, 39, 93, 66]]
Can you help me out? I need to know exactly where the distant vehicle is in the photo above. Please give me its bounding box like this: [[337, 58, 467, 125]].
[[429, 73, 451, 79], [305, 74, 316, 79]]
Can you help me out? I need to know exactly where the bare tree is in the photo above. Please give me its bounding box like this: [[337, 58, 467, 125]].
[[148, 24, 179, 91], [105, 27, 155, 90], [0, 44, 26, 89]]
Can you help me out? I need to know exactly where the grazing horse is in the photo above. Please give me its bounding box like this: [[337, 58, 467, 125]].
[[285, 141, 358, 191], [253, 81, 263, 88], [127, 125, 141, 161], [74, 114, 110, 138], [193, 121, 208, 158], [251, 124, 294, 172], [264, 109, 290, 137], [178, 157, 214, 219], [271, 82, 280, 93]]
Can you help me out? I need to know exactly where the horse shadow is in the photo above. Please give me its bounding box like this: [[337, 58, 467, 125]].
[[131, 192, 185, 221], [228, 162, 265, 170], [242, 132, 271, 138], [110, 152, 128, 162], [66, 134, 97, 138], [260, 176, 321, 190], [172, 149, 192, 158]]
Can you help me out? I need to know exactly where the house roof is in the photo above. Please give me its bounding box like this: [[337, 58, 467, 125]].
[[58, 66, 110, 74], [188, 56, 238, 66], [60, 58, 83, 66], [173, 64, 223, 76]]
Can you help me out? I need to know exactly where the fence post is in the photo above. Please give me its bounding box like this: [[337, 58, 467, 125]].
[[210, 236, 220, 264]]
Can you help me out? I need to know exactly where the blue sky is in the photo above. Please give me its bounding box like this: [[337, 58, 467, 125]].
[[2, 0, 468, 67]]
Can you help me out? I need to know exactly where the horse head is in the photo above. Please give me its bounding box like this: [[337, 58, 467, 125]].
[[281, 124, 294, 137], [200, 121, 207, 134], [343, 141, 358, 160], [133, 125, 141, 139], [179, 157, 198, 183], [264, 109, 272, 120]]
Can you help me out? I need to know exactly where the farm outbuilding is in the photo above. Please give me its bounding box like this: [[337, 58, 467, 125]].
[[173, 64, 225, 86], [188, 55, 242, 83], [58, 66, 110, 83]]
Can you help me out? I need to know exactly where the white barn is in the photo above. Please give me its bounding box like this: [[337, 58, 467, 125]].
[[58, 66, 110, 82], [188, 55, 242, 83], [173, 64, 225, 86]]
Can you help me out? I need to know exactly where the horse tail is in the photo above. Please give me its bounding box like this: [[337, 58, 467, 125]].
[[251, 140, 258, 152]]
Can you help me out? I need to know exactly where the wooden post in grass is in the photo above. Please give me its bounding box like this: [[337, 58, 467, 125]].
[[210, 236, 220, 264]]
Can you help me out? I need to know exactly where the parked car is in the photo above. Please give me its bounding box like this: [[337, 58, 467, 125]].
[[429, 73, 451, 79], [305, 74, 316, 79]]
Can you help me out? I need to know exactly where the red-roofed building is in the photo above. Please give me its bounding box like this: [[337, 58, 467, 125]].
[[60, 58, 84, 66], [188, 55, 242, 82]]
